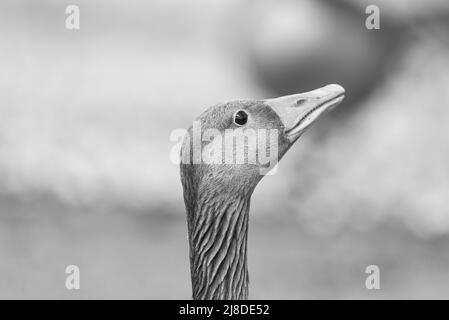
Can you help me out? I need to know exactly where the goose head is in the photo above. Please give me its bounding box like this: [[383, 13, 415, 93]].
[[180, 84, 345, 300]]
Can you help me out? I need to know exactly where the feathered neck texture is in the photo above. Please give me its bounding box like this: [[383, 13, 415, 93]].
[[183, 182, 251, 300]]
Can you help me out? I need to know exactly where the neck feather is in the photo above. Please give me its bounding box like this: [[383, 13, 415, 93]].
[[185, 190, 250, 300]]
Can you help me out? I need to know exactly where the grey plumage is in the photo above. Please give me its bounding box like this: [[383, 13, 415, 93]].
[[180, 85, 345, 299]]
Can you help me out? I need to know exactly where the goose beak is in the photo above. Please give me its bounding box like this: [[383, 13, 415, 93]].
[[265, 84, 345, 141]]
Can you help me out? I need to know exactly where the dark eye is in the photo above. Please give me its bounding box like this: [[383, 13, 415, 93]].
[[233, 110, 248, 126]]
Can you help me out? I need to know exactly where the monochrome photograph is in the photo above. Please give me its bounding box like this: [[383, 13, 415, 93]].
[[0, 0, 449, 304]]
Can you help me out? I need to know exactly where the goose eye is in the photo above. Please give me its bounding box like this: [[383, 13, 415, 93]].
[[234, 110, 248, 126]]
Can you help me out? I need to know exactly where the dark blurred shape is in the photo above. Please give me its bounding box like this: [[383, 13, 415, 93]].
[[248, 0, 405, 118]]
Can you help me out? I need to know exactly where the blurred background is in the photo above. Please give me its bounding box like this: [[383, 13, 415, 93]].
[[1, 0, 449, 299]]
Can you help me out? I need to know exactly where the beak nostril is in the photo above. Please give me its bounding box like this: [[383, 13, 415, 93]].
[[296, 99, 306, 106]]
